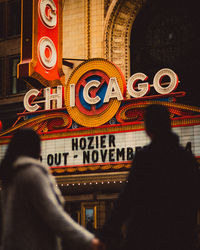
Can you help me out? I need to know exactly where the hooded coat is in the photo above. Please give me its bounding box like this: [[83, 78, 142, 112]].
[[1, 156, 94, 250]]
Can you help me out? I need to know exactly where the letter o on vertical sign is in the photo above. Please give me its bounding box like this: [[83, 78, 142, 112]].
[[153, 68, 179, 94], [39, 0, 57, 28], [38, 37, 57, 69]]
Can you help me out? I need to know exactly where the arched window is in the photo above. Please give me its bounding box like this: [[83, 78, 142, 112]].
[[130, 0, 200, 106]]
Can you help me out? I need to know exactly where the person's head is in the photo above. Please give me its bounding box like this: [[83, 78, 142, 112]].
[[144, 104, 171, 139], [0, 128, 41, 186]]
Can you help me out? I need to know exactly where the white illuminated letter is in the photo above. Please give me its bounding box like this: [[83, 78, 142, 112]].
[[44, 86, 62, 110], [70, 84, 75, 107], [83, 80, 101, 105], [39, 0, 57, 28], [38, 37, 57, 69], [127, 73, 149, 98], [24, 89, 40, 112], [103, 77, 123, 103], [153, 68, 179, 94]]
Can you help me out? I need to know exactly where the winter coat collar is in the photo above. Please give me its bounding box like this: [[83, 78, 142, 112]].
[[13, 156, 65, 206], [13, 156, 48, 172]]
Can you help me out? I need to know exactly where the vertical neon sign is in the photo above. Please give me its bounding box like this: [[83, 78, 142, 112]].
[[17, 0, 65, 88]]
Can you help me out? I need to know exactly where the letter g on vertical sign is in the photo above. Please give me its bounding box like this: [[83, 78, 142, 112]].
[[17, 0, 65, 88], [39, 0, 57, 28]]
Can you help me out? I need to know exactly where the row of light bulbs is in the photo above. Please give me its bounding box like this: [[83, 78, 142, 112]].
[[56, 180, 128, 187]]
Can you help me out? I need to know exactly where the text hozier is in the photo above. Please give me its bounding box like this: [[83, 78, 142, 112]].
[[40, 135, 141, 166]]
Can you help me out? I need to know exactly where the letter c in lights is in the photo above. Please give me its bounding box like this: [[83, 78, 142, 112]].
[[24, 89, 40, 112], [39, 0, 57, 28], [83, 80, 101, 105]]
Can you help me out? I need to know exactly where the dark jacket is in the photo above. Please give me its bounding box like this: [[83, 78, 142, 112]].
[[99, 132, 200, 250]]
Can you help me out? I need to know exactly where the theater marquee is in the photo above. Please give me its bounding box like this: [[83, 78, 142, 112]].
[[1, 58, 200, 172], [0, 125, 200, 170], [0, 0, 199, 175], [36, 125, 200, 168]]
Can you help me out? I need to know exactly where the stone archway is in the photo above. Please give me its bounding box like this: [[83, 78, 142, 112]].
[[103, 0, 146, 81]]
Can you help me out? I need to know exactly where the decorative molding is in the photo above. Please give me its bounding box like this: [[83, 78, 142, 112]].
[[116, 100, 200, 124], [103, 0, 146, 82], [86, 0, 91, 59], [52, 163, 131, 174], [0, 112, 72, 137], [104, 0, 112, 17]]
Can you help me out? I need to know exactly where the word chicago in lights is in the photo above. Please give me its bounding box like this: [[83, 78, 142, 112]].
[[24, 67, 179, 113]]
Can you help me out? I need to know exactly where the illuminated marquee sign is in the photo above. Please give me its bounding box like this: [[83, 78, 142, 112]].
[[41, 132, 149, 167], [17, 0, 65, 88], [23, 59, 179, 127], [42, 125, 200, 167], [0, 125, 199, 167]]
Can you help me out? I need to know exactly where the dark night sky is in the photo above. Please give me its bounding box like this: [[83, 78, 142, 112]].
[[130, 0, 200, 107]]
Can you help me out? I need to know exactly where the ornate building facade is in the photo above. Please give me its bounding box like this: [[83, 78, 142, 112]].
[[0, 0, 200, 233]]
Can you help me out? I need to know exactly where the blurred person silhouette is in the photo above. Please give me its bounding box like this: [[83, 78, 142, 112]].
[[0, 128, 102, 250], [99, 104, 200, 250]]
